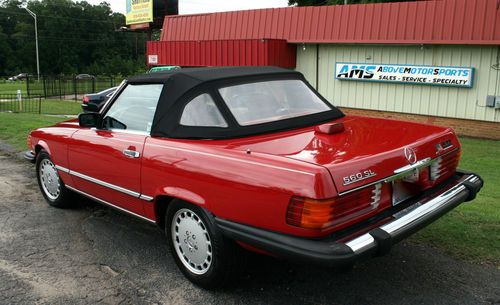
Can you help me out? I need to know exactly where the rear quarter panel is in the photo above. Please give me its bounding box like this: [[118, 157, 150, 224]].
[[141, 137, 337, 237]]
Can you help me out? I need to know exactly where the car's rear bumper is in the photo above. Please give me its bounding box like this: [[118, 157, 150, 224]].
[[215, 171, 483, 267], [23, 150, 36, 163]]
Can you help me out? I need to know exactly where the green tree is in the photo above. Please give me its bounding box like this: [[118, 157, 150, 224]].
[[0, 0, 148, 76]]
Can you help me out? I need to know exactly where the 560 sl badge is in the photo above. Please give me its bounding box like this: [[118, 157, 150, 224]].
[[343, 170, 377, 185]]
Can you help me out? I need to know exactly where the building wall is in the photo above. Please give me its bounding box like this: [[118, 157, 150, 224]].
[[296, 44, 500, 123]]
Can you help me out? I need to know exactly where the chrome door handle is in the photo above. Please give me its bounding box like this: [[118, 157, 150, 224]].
[[123, 149, 140, 158]]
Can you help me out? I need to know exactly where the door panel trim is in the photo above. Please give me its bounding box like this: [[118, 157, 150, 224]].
[[66, 185, 156, 224], [55, 164, 153, 202]]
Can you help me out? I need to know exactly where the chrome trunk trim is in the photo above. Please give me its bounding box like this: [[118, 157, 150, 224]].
[[338, 148, 459, 196]]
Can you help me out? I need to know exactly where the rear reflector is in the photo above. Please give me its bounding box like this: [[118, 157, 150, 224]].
[[82, 96, 90, 103]]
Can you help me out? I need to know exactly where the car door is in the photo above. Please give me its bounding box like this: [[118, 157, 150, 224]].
[[68, 83, 164, 216]]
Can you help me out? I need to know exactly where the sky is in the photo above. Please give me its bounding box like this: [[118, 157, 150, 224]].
[[82, 0, 289, 15]]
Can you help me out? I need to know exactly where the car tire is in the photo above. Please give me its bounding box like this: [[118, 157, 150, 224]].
[[165, 200, 244, 289], [36, 150, 73, 208]]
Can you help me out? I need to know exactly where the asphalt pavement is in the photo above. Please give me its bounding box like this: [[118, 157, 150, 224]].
[[0, 153, 499, 305]]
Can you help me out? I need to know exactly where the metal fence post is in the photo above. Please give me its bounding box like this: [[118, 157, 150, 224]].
[[38, 95, 41, 114], [43, 77, 47, 99], [73, 77, 77, 101], [26, 74, 30, 96]]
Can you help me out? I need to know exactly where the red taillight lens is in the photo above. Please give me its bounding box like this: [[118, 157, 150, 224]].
[[430, 149, 461, 181], [287, 183, 384, 230], [82, 96, 90, 103]]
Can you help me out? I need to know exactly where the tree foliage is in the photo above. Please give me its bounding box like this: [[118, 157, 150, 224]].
[[289, 0, 416, 6], [0, 0, 148, 76]]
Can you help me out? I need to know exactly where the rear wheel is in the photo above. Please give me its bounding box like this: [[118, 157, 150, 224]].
[[165, 200, 243, 289], [36, 150, 73, 208]]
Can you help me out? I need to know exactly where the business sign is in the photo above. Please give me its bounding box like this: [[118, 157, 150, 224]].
[[126, 0, 153, 25], [335, 63, 473, 88]]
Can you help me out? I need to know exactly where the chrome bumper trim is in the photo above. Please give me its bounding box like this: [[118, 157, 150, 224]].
[[346, 174, 478, 253]]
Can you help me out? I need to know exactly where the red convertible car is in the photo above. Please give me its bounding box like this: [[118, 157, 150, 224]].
[[25, 67, 483, 289]]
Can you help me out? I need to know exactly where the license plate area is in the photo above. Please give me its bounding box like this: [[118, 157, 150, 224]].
[[392, 169, 421, 206]]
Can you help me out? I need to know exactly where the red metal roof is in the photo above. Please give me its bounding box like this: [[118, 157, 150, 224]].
[[160, 0, 500, 45], [147, 39, 296, 67]]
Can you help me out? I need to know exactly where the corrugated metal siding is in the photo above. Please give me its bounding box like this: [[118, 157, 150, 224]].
[[147, 39, 296, 68], [161, 0, 500, 45], [296, 44, 500, 122]]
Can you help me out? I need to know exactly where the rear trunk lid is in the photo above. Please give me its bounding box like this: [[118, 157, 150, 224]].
[[228, 115, 460, 194]]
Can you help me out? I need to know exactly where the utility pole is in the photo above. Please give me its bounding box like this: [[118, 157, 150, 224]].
[[25, 7, 40, 82]]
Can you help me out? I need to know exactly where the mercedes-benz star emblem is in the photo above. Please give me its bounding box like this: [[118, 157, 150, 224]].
[[404, 147, 417, 164]]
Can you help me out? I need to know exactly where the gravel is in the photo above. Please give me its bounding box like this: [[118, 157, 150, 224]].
[[0, 153, 499, 305]]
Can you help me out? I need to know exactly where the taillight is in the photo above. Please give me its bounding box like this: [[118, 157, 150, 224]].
[[83, 96, 90, 103], [430, 149, 461, 181], [287, 183, 385, 230]]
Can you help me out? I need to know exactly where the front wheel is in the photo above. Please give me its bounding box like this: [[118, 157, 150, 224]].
[[36, 150, 73, 208], [165, 200, 243, 289]]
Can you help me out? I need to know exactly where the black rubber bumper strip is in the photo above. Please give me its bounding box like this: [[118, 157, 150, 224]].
[[215, 172, 483, 267]]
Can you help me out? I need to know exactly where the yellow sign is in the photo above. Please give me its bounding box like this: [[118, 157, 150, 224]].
[[126, 0, 153, 25]]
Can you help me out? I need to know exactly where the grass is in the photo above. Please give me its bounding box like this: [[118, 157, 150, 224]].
[[0, 111, 498, 265], [41, 99, 82, 115], [0, 113, 72, 151], [0, 98, 82, 115], [0, 81, 28, 95], [413, 138, 500, 266]]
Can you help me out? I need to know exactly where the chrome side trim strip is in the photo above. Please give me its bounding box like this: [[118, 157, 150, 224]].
[[55, 165, 70, 173], [139, 194, 154, 202], [66, 185, 156, 224], [70, 170, 141, 198], [346, 174, 476, 253], [56, 165, 154, 202]]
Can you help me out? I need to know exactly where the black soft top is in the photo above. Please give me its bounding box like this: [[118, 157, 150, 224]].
[[116, 66, 344, 139], [128, 66, 297, 85]]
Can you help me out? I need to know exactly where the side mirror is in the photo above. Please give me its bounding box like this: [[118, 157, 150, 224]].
[[78, 112, 100, 128]]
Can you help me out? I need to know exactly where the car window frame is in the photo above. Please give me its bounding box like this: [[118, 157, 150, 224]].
[[179, 92, 229, 128], [97, 81, 165, 136]]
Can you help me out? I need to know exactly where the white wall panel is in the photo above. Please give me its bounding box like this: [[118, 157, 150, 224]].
[[296, 44, 500, 122]]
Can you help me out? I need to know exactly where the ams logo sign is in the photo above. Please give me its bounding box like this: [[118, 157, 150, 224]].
[[335, 62, 474, 88], [336, 64, 376, 79]]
